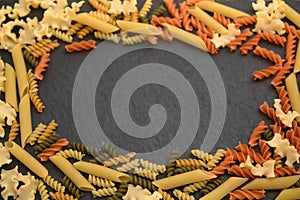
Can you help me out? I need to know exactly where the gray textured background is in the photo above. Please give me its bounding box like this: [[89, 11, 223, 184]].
[[1, 0, 300, 199]]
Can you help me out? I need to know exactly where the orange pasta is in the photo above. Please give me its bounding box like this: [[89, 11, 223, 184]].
[[196, 30, 217, 54], [158, 188, 174, 200], [258, 140, 272, 161], [274, 166, 299, 177], [225, 148, 247, 163], [179, 2, 193, 31], [163, 0, 181, 19], [213, 12, 231, 28], [240, 35, 261, 55], [88, 0, 109, 13], [283, 22, 300, 38], [210, 156, 234, 175], [228, 28, 253, 52], [235, 143, 265, 164], [38, 138, 69, 161], [49, 191, 78, 200], [252, 64, 281, 81], [260, 32, 286, 46], [234, 15, 257, 28], [34, 53, 50, 80], [259, 101, 281, 124], [229, 189, 265, 200], [271, 62, 293, 86], [286, 129, 300, 153], [228, 165, 256, 179], [38, 120, 59, 144], [285, 34, 296, 64], [191, 17, 215, 38], [275, 86, 291, 113], [270, 123, 284, 137], [151, 16, 182, 28], [65, 40, 96, 53], [248, 121, 267, 147], [253, 46, 284, 65], [292, 120, 300, 138], [187, 0, 213, 6]]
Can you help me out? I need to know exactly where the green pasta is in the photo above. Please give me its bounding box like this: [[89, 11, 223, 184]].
[[23, 49, 39, 68], [166, 150, 180, 177], [174, 166, 205, 175], [34, 132, 60, 154], [101, 142, 120, 157], [262, 129, 274, 141], [200, 178, 224, 195], [61, 176, 83, 199], [151, 5, 167, 17], [129, 175, 157, 191]]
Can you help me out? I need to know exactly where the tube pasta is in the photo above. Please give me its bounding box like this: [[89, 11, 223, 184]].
[[19, 94, 32, 147], [11, 44, 29, 98], [73, 161, 130, 183], [285, 73, 300, 122], [188, 7, 228, 35], [196, 1, 250, 19], [242, 175, 300, 190], [117, 20, 162, 35], [49, 156, 95, 191], [282, 2, 300, 28], [294, 41, 300, 73], [5, 141, 48, 178], [200, 177, 248, 200], [152, 169, 216, 190], [4, 63, 18, 111], [73, 13, 119, 33], [275, 187, 300, 200], [162, 23, 208, 52]]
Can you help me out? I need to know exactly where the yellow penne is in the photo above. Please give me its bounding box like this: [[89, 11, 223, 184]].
[[50, 156, 95, 191], [242, 175, 300, 190], [152, 169, 216, 190], [162, 23, 208, 52], [11, 44, 29, 98], [293, 41, 300, 73], [4, 63, 18, 112], [282, 2, 300, 28], [5, 141, 48, 178], [72, 13, 119, 33], [196, 1, 250, 19], [200, 177, 248, 200], [116, 20, 162, 35], [73, 161, 130, 183], [19, 94, 32, 148], [188, 7, 228, 35], [285, 73, 300, 122], [275, 187, 300, 200]]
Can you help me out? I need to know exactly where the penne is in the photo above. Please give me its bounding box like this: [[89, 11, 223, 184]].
[[5, 141, 48, 178], [116, 20, 162, 35], [196, 1, 250, 19], [293, 41, 300, 73], [73, 161, 130, 183], [275, 187, 300, 200], [188, 7, 228, 35], [19, 94, 32, 147], [282, 2, 300, 28], [72, 13, 119, 33], [4, 63, 18, 112], [162, 23, 208, 52], [285, 73, 300, 122], [152, 169, 216, 190], [50, 156, 95, 191]]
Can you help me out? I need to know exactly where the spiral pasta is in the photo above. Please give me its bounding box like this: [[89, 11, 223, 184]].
[[38, 120, 59, 144], [206, 149, 225, 169], [225, 149, 247, 163], [235, 143, 265, 164], [27, 69, 38, 93], [213, 12, 231, 28], [158, 188, 174, 200], [210, 156, 234, 175], [88, 0, 109, 13], [38, 138, 69, 161], [65, 40, 96, 53], [240, 34, 261, 55], [227, 28, 253, 52], [275, 86, 291, 113], [191, 149, 213, 162], [262, 129, 274, 141], [122, 34, 146, 45], [61, 176, 83, 199], [108, 182, 128, 199], [228, 165, 256, 178], [88, 175, 115, 188], [271, 62, 293, 86], [273, 153, 283, 169], [260, 32, 286, 46], [8, 120, 19, 141], [77, 26, 94, 39], [286, 129, 300, 153], [29, 91, 45, 113], [179, 2, 192, 32], [69, 142, 100, 156], [23, 49, 39, 68], [134, 168, 158, 180], [49, 192, 78, 200], [259, 101, 280, 124], [103, 152, 135, 167], [101, 142, 119, 158], [176, 158, 207, 168], [151, 5, 166, 17], [258, 140, 272, 161], [139, 0, 152, 19], [140, 159, 166, 173], [151, 16, 181, 28], [196, 31, 217, 54], [253, 46, 284, 65], [89, 11, 115, 25], [117, 159, 140, 172], [92, 187, 117, 197], [234, 15, 257, 28], [252, 64, 281, 81], [129, 175, 157, 191], [50, 28, 73, 43], [34, 132, 60, 154], [89, 152, 110, 164], [285, 34, 296, 64], [55, 149, 85, 160], [283, 22, 300, 38], [25, 39, 59, 58], [274, 166, 298, 177], [183, 181, 207, 193], [173, 189, 194, 200], [174, 166, 204, 175], [248, 121, 267, 147], [191, 17, 215, 38], [163, 0, 180, 19], [26, 123, 47, 145], [34, 53, 50, 80], [200, 178, 224, 195], [67, 23, 84, 36], [37, 179, 50, 200], [229, 189, 265, 200], [43, 175, 65, 193], [94, 31, 120, 43]]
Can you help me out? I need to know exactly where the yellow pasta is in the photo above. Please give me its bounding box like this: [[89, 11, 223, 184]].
[[5, 141, 48, 178], [4, 63, 18, 112], [188, 7, 228, 35], [293, 41, 300, 73], [72, 13, 119, 33], [242, 175, 300, 190], [200, 177, 248, 200], [73, 161, 130, 183], [19, 94, 32, 147], [116, 20, 162, 35], [49, 156, 95, 191], [282, 2, 300, 28], [275, 187, 300, 200], [11, 44, 29, 98], [162, 23, 208, 52], [196, 1, 250, 19], [285, 73, 300, 122], [152, 169, 216, 190]]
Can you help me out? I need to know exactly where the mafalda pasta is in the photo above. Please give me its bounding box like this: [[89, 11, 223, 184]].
[[0, 0, 299, 199]]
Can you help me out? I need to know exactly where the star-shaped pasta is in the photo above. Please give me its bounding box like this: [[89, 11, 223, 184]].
[[211, 24, 241, 48], [0, 143, 12, 167], [240, 155, 275, 178], [274, 99, 300, 127], [0, 100, 17, 137], [108, 0, 123, 15], [123, 184, 162, 200]]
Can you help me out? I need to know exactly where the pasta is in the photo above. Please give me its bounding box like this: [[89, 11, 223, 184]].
[[286, 129, 300, 153], [19, 94, 32, 147], [259, 101, 280, 124], [206, 149, 225, 169], [258, 140, 272, 161], [191, 17, 215, 38], [227, 28, 253, 52], [65, 40, 96, 53], [274, 166, 298, 177], [228, 165, 256, 178], [67, 23, 84, 36], [5, 141, 48, 178], [174, 166, 204, 175], [117, 20, 162, 35], [49, 156, 95, 191], [273, 99, 299, 127], [210, 156, 234, 176], [176, 158, 207, 167], [166, 150, 180, 177], [37, 120, 59, 144], [4, 63, 18, 111], [275, 86, 291, 113], [23, 49, 39, 68], [260, 32, 286, 46], [253, 46, 284, 65], [37, 179, 50, 200], [180, 2, 193, 32], [200, 178, 224, 195], [101, 142, 120, 157], [123, 184, 161, 200], [89, 0, 109, 13], [27, 70, 39, 94], [73, 161, 131, 183], [235, 143, 265, 164], [225, 148, 247, 163], [38, 138, 69, 162], [248, 121, 267, 147], [0, 143, 12, 167], [272, 62, 293, 86], [34, 53, 50, 81], [282, 2, 300, 28], [275, 187, 300, 200], [152, 169, 216, 190], [49, 191, 78, 200], [234, 15, 257, 28], [134, 167, 158, 180], [29, 91, 45, 113], [55, 149, 85, 160], [211, 23, 241, 48], [139, 0, 152, 19], [8, 120, 19, 142], [151, 16, 182, 28], [25, 39, 59, 58], [285, 33, 296, 64], [140, 159, 166, 173], [196, 31, 218, 54], [50, 28, 73, 43], [88, 175, 115, 188], [26, 123, 47, 145], [92, 187, 117, 198], [183, 181, 207, 193], [213, 13, 231, 28], [151, 5, 166, 17], [283, 22, 300, 38], [129, 175, 157, 191], [42, 175, 65, 193], [163, 0, 181, 19], [285, 73, 300, 122], [117, 159, 140, 172], [94, 31, 120, 43], [173, 189, 195, 200], [103, 152, 136, 166], [61, 176, 83, 199], [158, 188, 174, 200], [229, 189, 265, 200], [17, 173, 38, 200], [191, 149, 213, 162], [0, 166, 19, 199], [240, 34, 261, 55]]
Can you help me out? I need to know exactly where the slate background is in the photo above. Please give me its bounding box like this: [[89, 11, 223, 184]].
[[1, 0, 300, 199]]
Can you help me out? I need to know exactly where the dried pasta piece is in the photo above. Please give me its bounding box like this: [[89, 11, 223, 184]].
[[275, 187, 300, 200], [267, 133, 300, 167], [227, 28, 253, 52], [211, 24, 241, 49], [253, 11, 285, 35], [129, 175, 157, 191], [50, 28, 73, 43], [253, 46, 284, 65], [191, 149, 213, 162], [123, 184, 162, 200], [236, 143, 265, 164], [67, 23, 84, 36], [201, 178, 224, 195], [49, 191, 78, 200], [228, 165, 256, 178], [286, 129, 300, 153], [134, 168, 158, 180], [8, 120, 19, 142], [176, 158, 206, 168], [275, 86, 291, 113], [234, 15, 257, 28], [151, 16, 182, 28], [240, 34, 261, 55], [25, 39, 59, 58], [77, 26, 94, 39], [92, 187, 117, 198], [94, 31, 120, 43], [206, 149, 225, 169], [271, 62, 293, 86], [88, 175, 115, 188], [213, 13, 231, 28], [163, 0, 181, 19], [89, 0, 109, 13], [122, 34, 147, 45], [191, 17, 215, 38], [55, 149, 85, 161], [258, 140, 272, 161], [38, 138, 69, 162], [210, 156, 235, 175], [248, 121, 267, 147], [0, 143, 12, 167], [140, 159, 166, 173], [103, 152, 135, 167], [0, 58, 6, 94], [151, 5, 167, 17], [260, 32, 286, 46], [37, 179, 50, 200], [283, 22, 300, 38], [174, 166, 204, 175], [29, 91, 45, 113], [229, 189, 265, 200], [173, 189, 194, 200], [196, 31, 218, 54], [263, 128, 274, 141], [61, 176, 83, 199], [273, 152, 283, 169], [285, 33, 296, 64], [38, 120, 59, 144], [0, 166, 19, 199], [17, 173, 37, 200], [166, 150, 180, 177], [259, 101, 281, 124], [158, 188, 174, 200], [180, 2, 193, 32], [225, 148, 247, 163], [65, 40, 96, 53], [117, 159, 140, 172], [240, 156, 275, 178], [100, 142, 119, 158], [23, 49, 39, 68], [34, 53, 50, 81], [139, 0, 152, 19], [0, 100, 17, 137], [43, 175, 65, 193], [183, 181, 207, 193], [26, 123, 47, 145], [27, 70, 38, 93], [273, 99, 300, 128], [274, 166, 298, 177]]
